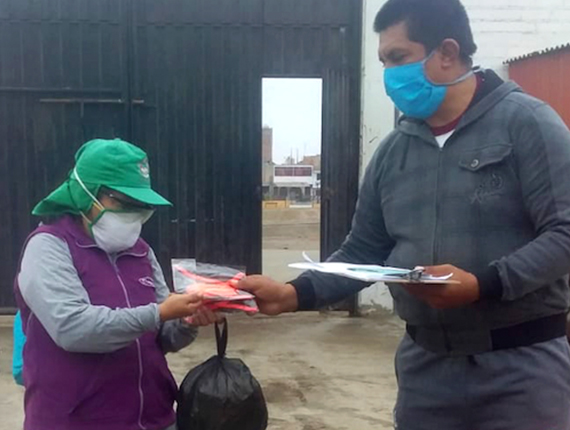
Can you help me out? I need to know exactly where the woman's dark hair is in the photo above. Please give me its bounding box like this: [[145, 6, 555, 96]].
[[374, 0, 477, 64]]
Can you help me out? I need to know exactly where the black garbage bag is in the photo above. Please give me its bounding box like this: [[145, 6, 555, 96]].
[[177, 321, 268, 430]]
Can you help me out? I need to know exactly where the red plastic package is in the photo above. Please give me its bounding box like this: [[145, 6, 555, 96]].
[[172, 260, 259, 315]]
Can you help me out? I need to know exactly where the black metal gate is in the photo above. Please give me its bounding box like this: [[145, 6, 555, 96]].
[[0, 0, 362, 310]]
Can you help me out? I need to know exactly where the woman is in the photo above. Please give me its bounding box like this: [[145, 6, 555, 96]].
[[15, 139, 219, 430]]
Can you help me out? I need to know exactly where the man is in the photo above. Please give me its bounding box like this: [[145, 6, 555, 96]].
[[239, 0, 570, 429]]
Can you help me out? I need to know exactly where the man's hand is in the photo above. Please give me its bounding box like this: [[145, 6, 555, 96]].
[[159, 292, 203, 322], [238, 275, 299, 315], [403, 265, 480, 309]]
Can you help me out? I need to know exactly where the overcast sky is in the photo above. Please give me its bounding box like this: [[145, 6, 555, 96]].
[[262, 78, 323, 164]]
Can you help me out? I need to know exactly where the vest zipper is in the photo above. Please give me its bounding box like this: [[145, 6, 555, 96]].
[[109, 256, 147, 430]]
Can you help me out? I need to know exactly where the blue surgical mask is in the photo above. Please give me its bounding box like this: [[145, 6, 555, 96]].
[[384, 51, 473, 120]]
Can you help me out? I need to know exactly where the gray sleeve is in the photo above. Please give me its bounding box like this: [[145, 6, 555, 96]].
[[494, 103, 570, 300], [19, 233, 160, 354], [148, 248, 198, 353], [296, 143, 396, 308]]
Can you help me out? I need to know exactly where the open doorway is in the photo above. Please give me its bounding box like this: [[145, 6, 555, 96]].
[[261, 78, 323, 282]]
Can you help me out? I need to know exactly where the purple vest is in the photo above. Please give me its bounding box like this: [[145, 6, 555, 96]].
[[14, 216, 177, 430]]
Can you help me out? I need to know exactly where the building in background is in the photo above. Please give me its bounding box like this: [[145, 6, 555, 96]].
[[507, 44, 570, 128], [262, 126, 276, 198], [299, 155, 321, 170], [272, 165, 314, 202], [261, 127, 321, 202], [262, 126, 273, 163], [299, 155, 321, 201]]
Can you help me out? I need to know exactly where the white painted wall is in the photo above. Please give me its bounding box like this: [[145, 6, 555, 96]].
[[465, 0, 570, 77], [274, 177, 313, 185], [357, 0, 570, 311]]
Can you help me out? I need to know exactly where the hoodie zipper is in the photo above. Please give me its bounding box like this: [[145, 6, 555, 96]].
[[109, 255, 147, 430], [431, 146, 443, 269], [432, 144, 452, 352]]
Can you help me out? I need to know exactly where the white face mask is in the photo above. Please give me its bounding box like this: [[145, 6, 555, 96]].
[[74, 168, 153, 253], [91, 210, 146, 254]]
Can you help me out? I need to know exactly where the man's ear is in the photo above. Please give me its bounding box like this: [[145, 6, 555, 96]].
[[439, 38, 461, 69]]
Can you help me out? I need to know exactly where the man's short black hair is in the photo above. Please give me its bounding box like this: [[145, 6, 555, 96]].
[[374, 0, 477, 63]]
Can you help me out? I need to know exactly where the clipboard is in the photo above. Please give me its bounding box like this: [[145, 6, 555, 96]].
[[289, 252, 460, 285]]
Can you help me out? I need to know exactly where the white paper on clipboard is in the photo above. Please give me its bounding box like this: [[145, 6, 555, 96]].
[[288, 252, 459, 284]]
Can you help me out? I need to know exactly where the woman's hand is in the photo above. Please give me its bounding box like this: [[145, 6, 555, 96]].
[[186, 306, 225, 327], [158, 292, 203, 322]]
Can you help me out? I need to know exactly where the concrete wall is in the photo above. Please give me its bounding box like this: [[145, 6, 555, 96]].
[[465, 0, 570, 77], [358, 0, 570, 311]]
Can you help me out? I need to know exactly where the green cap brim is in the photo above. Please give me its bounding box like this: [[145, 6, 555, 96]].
[[32, 180, 99, 216], [110, 186, 172, 206]]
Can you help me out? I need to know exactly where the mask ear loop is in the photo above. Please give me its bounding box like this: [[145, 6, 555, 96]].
[[74, 168, 155, 227], [140, 209, 155, 224], [422, 50, 475, 87], [73, 167, 105, 224]]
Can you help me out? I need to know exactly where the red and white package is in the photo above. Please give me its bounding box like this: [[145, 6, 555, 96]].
[[172, 260, 259, 315]]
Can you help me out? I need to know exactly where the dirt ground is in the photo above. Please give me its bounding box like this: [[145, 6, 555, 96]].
[[262, 207, 321, 283], [0, 208, 401, 429], [262, 208, 320, 252], [0, 313, 402, 430]]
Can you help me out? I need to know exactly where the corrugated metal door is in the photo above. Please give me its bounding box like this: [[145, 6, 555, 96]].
[[321, 68, 361, 312], [260, 0, 362, 312], [131, 0, 264, 279], [0, 0, 362, 309], [132, 0, 361, 283], [321, 68, 359, 259], [0, 0, 131, 309]]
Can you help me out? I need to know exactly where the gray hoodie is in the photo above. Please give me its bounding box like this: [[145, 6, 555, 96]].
[[293, 72, 570, 350]]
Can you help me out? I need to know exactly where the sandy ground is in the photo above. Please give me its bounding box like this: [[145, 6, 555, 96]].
[[262, 207, 321, 283], [0, 208, 401, 429], [0, 313, 402, 430]]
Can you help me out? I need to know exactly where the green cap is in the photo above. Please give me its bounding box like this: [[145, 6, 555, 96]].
[[33, 139, 171, 217]]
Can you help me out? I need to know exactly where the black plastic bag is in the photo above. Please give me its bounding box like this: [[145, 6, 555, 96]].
[[177, 321, 268, 430]]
